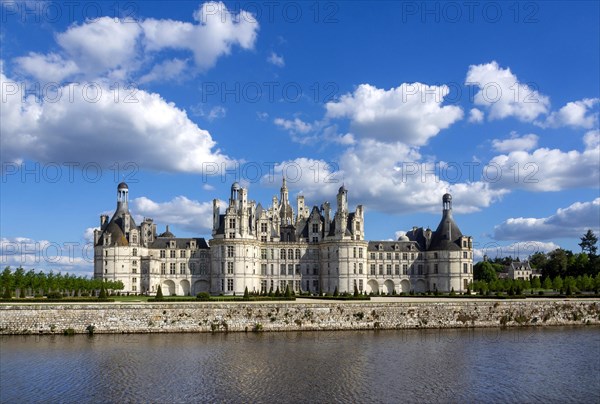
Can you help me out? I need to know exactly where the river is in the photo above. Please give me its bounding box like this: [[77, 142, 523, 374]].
[[1, 326, 598, 403]]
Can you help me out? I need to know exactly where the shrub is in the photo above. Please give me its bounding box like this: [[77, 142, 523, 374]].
[[86, 325, 96, 335], [2, 288, 12, 299], [449, 288, 456, 297], [155, 285, 164, 300], [196, 292, 210, 301], [333, 286, 339, 297], [538, 290, 544, 296], [253, 323, 263, 332], [47, 291, 62, 299], [243, 286, 250, 300], [63, 328, 75, 336], [99, 285, 107, 299]]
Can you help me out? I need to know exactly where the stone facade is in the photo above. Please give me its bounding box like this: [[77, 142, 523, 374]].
[[94, 181, 473, 296], [1, 300, 598, 335]]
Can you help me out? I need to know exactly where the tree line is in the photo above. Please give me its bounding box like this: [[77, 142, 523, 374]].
[[473, 230, 600, 294], [0, 266, 124, 298]]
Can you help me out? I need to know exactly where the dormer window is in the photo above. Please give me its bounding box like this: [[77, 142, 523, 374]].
[[378, 244, 383, 251]]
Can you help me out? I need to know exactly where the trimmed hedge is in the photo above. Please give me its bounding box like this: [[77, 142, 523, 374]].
[[302, 295, 371, 301], [0, 298, 115, 303]]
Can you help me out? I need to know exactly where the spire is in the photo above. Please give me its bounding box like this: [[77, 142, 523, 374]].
[[116, 182, 129, 214]]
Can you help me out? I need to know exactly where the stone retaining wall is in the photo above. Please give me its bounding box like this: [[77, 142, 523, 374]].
[[1, 300, 599, 335]]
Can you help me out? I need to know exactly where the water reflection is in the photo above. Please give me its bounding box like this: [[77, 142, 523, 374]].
[[1, 327, 599, 403]]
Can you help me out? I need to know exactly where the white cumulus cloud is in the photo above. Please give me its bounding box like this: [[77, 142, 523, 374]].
[[492, 133, 539, 153], [325, 83, 463, 146], [0, 69, 232, 173], [131, 196, 214, 234], [492, 198, 600, 240], [466, 61, 550, 122]]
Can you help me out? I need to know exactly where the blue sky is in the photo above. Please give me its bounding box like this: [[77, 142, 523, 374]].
[[1, 0, 599, 275]]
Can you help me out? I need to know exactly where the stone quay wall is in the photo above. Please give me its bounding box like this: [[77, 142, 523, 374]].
[[1, 300, 599, 335]]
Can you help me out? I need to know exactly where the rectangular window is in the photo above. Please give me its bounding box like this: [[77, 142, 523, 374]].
[[386, 264, 392, 275], [359, 263, 363, 274], [402, 264, 408, 275], [379, 264, 383, 275], [370, 252, 376, 260], [312, 237, 319, 243], [280, 280, 286, 291], [160, 250, 166, 258], [386, 252, 392, 260], [295, 264, 301, 275], [227, 262, 234, 274], [378, 253, 383, 260], [288, 264, 294, 275], [132, 267, 137, 274], [463, 263, 468, 274], [313, 265, 319, 275], [261, 264, 267, 275], [395, 252, 399, 260], [170, 262, 176, 274], [170, 250, 176, 258], [295, 249, 301, 259], [280, 264, 286, 275], [227, 246, 234, 258], [418, 264, 423, 275], [180, 262, 186, 274], [160, 263, 166, 275], [312, 223, 319, 233], [261, 249, 267, 259], [410, 253, 415, 260], [261, 236, 267, 242], [281, 249, 286, 260], [313, 280, 319, 290], [370, 264, 376, 275], [353, 247, 357, 258], [434, 264, 439, 274], [403, 253, 408, 260], [359, 279, 363, 291], [132, 260, 137, 266], [463, 251, 468, 259], [395, 264, 400, 275], [359, 248, 363, 258], [270, 249, 274, 259], [229, 218, 236, 229], [227, 279, 233, 291], [261, 223, 268, 232]]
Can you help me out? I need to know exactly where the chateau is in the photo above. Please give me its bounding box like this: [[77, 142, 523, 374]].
[[94, 181, 473, 295]]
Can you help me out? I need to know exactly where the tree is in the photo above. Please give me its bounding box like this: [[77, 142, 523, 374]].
[[542, 277, 552, 290], [284, 284, 292, 298], [354, 284, 359, 297], [529, 252, 548, 270], [155, 285, 164, 300], [552, 276, 563, 292], [579, 229, 598, 256], [544, 249, 569, 279], [474, 261, 498, 283], [333, 286, 339, 297], [531, 276, 541, 289], [243, 286, 249, 300]]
